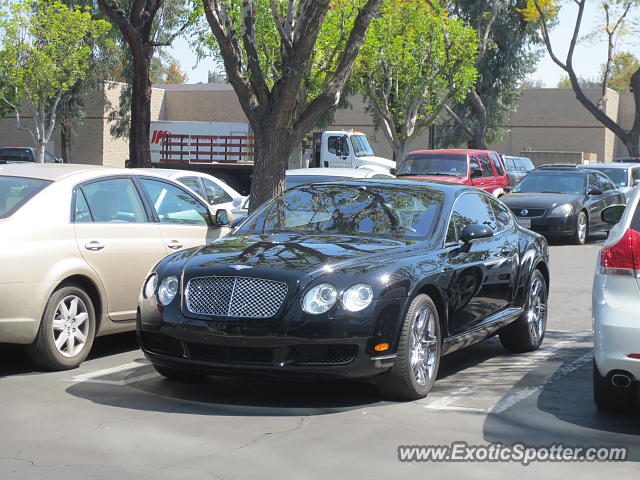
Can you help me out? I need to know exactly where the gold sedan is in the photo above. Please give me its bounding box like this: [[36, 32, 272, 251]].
[[0, 164, 231, 370]]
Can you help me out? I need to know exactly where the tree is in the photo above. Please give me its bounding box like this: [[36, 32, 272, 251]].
[[524, 0, 640, 157], [201, 0, 382, 211], [441, 0, 542, 150], [355, 0, 477, 161], [97, 0, 195, 167], [0, 1, 110, 162], [606, 51, 640, 92], [557, 76, 600, 88]]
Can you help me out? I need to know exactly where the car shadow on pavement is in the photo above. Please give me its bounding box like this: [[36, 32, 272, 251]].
[[483, 350, 640, 462], [0, 332, 140, 378], [545, 232, 607, 247]]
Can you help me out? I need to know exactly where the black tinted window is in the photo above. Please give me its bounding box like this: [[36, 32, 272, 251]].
[[0, 176, 50, 218], [479, 154, 493, 177], [447, 193, 497, 242], [0, 148, 34, 162], [491, 154, 505, 176], [237, 185, 443, 240], [490, 198, 513, 231]]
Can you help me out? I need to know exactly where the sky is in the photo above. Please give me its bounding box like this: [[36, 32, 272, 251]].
[[168, 3, 633, 88]]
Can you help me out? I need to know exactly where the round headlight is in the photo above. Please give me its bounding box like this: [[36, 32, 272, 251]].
[[302, 283, 337, 314], [158, 275, 179, 306], [342, 283, 374, 312], [143, 273, 158, 299]]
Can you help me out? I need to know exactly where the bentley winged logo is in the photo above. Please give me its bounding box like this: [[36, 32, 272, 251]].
[[230, 265, 252, 271]]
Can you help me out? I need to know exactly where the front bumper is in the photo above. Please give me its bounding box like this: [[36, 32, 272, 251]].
[[593, 271, 640, 380], [138, 295, 406, 379], [515, 213, 578, 237], [0, 282, 53, 344]]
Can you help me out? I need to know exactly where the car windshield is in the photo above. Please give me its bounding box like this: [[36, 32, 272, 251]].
[[589, 168, 628, 187], [513, 173, 585, 195], [350, 135, 375, 157], [236, 184, 443, 240], [0, 176, 51, 218], [0, 148, 34, 162], [397, 154, 467, 177]]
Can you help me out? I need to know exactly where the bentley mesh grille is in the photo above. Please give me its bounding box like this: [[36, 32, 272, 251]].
[[185, 276, 288, 318]]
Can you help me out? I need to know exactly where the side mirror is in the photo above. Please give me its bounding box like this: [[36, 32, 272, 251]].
[[587, 188, 603, 196], [460, 224, 494, 244], [215, 209, 230, 226], [471, 168, 483, 179], [601, 204, 626, 225], [503, 186, 512, 194], [389, 168, 396, 176]]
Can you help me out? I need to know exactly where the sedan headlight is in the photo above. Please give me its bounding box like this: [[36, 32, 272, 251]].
[[143, 273, 158, 299], [302, 283, 337, 314], [548, 204, 573, 217], [157, 275, 179, 306], [342, 283, 374, 312]]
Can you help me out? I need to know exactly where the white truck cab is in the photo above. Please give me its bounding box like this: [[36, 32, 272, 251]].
[[312, 131, 395, 174]]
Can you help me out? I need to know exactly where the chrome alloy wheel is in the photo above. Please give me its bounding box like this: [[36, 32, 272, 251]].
[[51, 295, 90, 358], [410, 305, 438, 386], [577, 214, 587, 243], [526, 277, 547, 342]]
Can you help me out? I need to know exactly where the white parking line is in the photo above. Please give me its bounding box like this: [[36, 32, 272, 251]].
[[68, 360, 150, 384]]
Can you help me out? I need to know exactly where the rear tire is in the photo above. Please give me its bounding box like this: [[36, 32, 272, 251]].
[[499, 269, 547, 353], [376, 294, 441, 401], [593, 360, 637, 412], [572, 211, 588, 245], [26, 283, 96, 370], [153, 364, 204, 381]]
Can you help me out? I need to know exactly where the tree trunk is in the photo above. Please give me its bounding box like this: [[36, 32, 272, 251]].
[[467, 90, 487, 149], [628, 68, 640, 157], [37, 142, 46, 164], [129, 54, 153, 168], [60, 120, 72, 163]]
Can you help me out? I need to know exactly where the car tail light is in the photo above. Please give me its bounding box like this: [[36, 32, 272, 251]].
[[600, 228, 640, 277]]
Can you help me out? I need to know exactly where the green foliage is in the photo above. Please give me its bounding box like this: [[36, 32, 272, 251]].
[[355, 0, 477, 156], [606, 51, 640, 92], [440, 0, 542, 148], [0, 0, 110, 157]]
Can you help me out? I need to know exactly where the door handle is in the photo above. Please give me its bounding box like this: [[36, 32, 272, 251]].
[[167, 240, 183, 250], [85, 241, 105, 251]]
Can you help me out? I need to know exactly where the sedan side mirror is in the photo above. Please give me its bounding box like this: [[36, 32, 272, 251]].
[[215, 209, 230, 226], [587, 188, 603, 196], [601, 204, 626, 225], [460, 224, 494, 244], [471, 168, 483, 179]]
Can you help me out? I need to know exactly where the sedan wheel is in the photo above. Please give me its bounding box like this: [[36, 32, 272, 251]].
[[377, 294, 441, 400], [26, 284, 96, 370], [499, 269, 547, 352], [573, 211, 588, 245]]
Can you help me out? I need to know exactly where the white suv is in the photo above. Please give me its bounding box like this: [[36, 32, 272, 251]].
[[593, 187, 640, 411]]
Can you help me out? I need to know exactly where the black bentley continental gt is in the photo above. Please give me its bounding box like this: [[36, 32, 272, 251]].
[[138, 179, 550, 400]]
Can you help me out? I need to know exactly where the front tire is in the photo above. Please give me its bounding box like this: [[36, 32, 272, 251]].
[[26, 284, 96, 370], [572, 211, 588, 245], [376, 294, 441, 401], [593, 361, 637, 412], [499, 269, 547, 352]]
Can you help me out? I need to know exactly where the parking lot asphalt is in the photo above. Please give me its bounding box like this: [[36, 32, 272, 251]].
[[1, 234, 639, 479]]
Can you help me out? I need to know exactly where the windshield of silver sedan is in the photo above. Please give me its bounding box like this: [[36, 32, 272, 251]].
[[236, 184, 443, 240]]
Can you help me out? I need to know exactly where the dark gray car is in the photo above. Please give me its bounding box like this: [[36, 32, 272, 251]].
[[502, 155, 535, 186], [0, 147, 60, 164]]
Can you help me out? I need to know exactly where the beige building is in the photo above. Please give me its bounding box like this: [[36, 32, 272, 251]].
[[0, 83, 635, 167]]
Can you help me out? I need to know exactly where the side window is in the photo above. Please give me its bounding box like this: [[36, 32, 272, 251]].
[[597, 172, 615, 192], [44, 152, 58, 164], [446, 193, 497, 243], [490, 197, 513, 232], [490, 153, 505, 176], [523, 158, 535, 171], [469, 156, 481, 177], [73, 189, 92, 223], [327, 136, 348, 156], [632, 168, 640, 183], [80, 178, 148, 223], [505, 157, 516, 170], [202, 178, 233, 205], [139, 178, 212, 226], [479, 154, 494, 177], [178, 177, 204, 198], [587, 173, 598, 191]]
